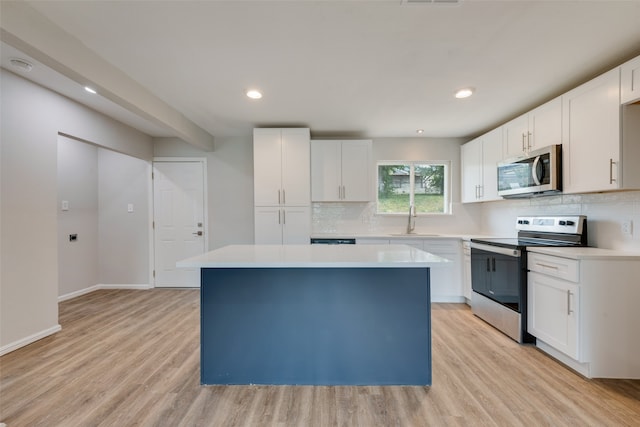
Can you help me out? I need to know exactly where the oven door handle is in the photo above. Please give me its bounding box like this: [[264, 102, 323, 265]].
[[470, 242, 521, 257]]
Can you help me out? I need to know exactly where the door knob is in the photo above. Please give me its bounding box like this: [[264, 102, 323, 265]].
[[193, 231, 203, 236]]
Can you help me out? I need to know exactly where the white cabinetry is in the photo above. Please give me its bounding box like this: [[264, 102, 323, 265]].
[[254, 128, 311, 244], [461, 127, 502, 203], [528, 250, 640, 379], [621, 55, 640, 104], [562, 69, 620, 193], [254, 206, 311, 245], [254, 128, 310, 206], [503, 97, 562, 158], [311, 140, 372, 202], [528, 254, 580, 360], [462, 241, 471, 302]]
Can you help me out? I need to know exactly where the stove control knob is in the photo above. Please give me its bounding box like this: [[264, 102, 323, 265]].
[[559, 220, 566, 225], [566, 220, 575, 226]]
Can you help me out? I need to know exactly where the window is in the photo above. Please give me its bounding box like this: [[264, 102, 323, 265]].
[[377, 161, 450, 214]]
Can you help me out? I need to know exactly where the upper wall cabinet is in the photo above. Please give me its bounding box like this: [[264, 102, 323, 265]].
[[254, 128, 311, 207], [621, 55, 640, 105], [503, 97, 562, 158], [562, 69, 640, 193], [461, 127, 503, 203], [311, 140, 372, 202]]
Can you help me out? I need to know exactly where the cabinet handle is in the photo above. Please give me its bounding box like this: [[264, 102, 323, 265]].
[[278, 190, 281, 204], [492, 257, 496, 272], [282, 209, 286, 224], [522, 133, 526, 152], [527, 131, 532, 151], [609, 159, 617, 184], [338, 186, 342, 199], [486, 258, 491, 272], [342, 185, 346, 200], [479, 185, 484, 199], [282, 189, 286, 204], [278, 209, 281, 225], [535, 262, 559, 270], [567, 290, 574, 315]]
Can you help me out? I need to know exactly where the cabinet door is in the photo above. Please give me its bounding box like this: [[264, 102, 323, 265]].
[[529, 97, 562, 151], [621, 55, 640, 104], [281, 128, 311, 206], [528, 272, 579, 360], [254, 129, 283, 206], [282, 207, 311, 244], [503, 114, 529, 158], [254, 207, 283, 244], [341, 140, 371, 202], [311, 140, 341, 202], [481, 127, 503, 201], [563, 69, 621, 194], [461, 138, 482, 203]]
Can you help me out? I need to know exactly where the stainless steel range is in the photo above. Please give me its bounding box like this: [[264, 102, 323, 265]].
[[470, 215, 587, 343]]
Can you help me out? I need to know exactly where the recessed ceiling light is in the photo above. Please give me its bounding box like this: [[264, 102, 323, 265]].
[[455, 87, 474, 99], [9, 58, 33, 72], [84, 86, 97, 94], [246, 89, 262, 99], [416, 129, 424, 134]]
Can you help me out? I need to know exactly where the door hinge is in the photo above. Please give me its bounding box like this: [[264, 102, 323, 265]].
[[153, 270, 156, 278], [152, 221, 155, 229]]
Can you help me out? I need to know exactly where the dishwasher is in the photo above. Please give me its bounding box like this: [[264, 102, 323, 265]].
[[310, 238, 356, 245]]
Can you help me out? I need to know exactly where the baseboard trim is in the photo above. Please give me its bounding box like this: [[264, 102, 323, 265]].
[[58, 284, 152, 302], [0, 324, 62, 357]]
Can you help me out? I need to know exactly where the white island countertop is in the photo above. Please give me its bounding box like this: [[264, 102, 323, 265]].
[[177, 244, 450, 269]]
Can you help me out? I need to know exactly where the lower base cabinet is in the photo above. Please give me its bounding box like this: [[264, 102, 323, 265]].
[[527, 251, 640, 379]]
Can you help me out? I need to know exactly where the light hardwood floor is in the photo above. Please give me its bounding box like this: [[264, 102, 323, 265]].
[[1, 289, 639, 426]]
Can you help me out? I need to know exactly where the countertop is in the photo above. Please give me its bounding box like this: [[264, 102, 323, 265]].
[[177, 244, 450, 268], [528, 246, 640, 260]]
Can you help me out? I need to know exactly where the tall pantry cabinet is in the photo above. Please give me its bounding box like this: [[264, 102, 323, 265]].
[[253, 128, 311, 244]]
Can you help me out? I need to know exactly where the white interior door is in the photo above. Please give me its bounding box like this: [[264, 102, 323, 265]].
[[153, 161, 205, 287]]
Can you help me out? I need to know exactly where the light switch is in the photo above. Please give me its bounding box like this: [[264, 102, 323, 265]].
[[61, 200, 69, 211], [127, 203, 134, 213]]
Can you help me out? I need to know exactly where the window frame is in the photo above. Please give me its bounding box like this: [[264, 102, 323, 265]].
[[376, 160, 451, 216]]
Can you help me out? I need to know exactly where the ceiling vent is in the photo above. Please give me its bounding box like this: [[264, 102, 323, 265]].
[[9, 58, 33, 72]]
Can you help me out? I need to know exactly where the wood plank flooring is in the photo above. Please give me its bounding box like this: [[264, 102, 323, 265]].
[[1, 289, 639, 426]]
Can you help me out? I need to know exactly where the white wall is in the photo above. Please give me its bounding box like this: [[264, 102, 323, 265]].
[[153, 136, 254, 250], [98, 149, 150, 285], [1, 69, 153, 354], [57, 136, 99, 297], [312, 137, 483, 235], [479, 191, 640, 251]]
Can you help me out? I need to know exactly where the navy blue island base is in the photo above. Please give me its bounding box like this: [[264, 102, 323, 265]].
[[200, 267, 431, 386]]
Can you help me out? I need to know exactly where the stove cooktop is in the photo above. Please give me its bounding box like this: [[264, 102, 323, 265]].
[[470, 237, 585, 249]]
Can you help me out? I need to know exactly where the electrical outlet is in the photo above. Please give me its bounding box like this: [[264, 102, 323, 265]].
[[621, 220, 633, 236]]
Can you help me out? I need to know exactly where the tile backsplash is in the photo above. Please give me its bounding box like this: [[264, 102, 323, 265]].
[[312, 190, 640, 252], [480, 190, 640, 251]]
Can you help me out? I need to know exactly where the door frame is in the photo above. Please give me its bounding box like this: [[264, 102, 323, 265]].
[[151, 157, 208, 287]]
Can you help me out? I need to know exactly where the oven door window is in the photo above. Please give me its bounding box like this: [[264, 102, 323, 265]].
[[471, 248, 522, 312]]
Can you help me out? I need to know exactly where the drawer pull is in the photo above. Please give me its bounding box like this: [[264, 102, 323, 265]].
[[567, 290, 574, 315], [535, 262, 559, 270]]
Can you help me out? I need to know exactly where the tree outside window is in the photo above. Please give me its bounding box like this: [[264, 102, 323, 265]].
[[377, 162, 449, 214]]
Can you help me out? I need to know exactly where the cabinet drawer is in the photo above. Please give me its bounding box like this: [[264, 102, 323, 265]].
[[528, 252, 579, 282]]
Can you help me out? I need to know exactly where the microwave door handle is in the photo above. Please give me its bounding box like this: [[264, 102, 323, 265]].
[[531, 156, 542, 186]]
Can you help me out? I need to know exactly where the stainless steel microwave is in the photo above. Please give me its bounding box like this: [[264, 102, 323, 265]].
[[497, 144, 562, 198]]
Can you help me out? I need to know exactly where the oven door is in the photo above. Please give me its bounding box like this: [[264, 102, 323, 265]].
[[470, 243, 523, 312]]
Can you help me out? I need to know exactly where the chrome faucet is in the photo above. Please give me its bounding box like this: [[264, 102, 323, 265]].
[[406, 204, 416, 234]]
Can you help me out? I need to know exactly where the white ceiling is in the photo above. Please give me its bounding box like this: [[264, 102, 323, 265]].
[[4, 0, 640, 140]]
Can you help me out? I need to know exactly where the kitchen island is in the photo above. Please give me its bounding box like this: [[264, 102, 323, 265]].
[[177, 244, 448, 386]]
